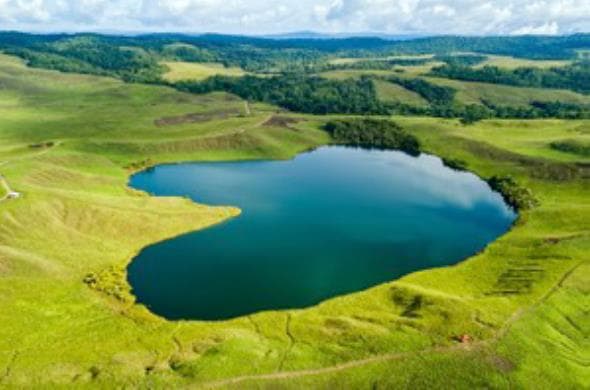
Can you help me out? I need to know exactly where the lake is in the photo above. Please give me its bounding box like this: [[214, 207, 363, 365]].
[[128, 146, 516, 320]]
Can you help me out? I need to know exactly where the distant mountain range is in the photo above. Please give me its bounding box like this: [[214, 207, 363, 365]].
[[260, 31, 427, 41]]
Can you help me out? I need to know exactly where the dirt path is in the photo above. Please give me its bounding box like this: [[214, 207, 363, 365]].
[[234, 114, 273, 135], [201, 261, 584, 389]]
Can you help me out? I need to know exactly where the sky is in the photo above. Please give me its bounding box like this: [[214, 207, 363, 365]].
[[0, 0, 589, 36]]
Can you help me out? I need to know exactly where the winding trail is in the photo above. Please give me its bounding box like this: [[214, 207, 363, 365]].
[[200, 261, 584, 389]]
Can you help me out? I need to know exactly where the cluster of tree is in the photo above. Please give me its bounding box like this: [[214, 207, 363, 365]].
[[381, 97, 590, 123], [433, 54, 488, 66], [324, 119, 421, 155], [385, 76, 456, 105], [445, 101, 590, 124], [430, 63, 590, 94], [175, 74, 388, 115]]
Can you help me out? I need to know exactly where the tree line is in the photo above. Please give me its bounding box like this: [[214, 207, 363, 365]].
[[430, 63, 590, 94]]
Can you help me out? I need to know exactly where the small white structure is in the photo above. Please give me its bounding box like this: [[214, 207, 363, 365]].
[[7, 191, 21, 199]]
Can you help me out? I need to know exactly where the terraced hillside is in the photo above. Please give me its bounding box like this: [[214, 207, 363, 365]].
[[0, 53, 588, 388]]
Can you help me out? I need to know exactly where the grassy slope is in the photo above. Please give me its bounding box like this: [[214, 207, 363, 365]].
[[0, 54, 588, 388], [320, 70, 429, 107], [161, 61, 246, 82], [327, 54, 434, 65], [475, 55, 571, 69], [373, 80, 429, 107], [328, 55, 570, 70], [423, 76, 590, 107]]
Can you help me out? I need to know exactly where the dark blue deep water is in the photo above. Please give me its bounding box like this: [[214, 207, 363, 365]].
[[128, 147, 515, 320]]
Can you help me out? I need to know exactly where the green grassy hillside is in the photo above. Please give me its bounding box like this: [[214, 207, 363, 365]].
[[475, 55, 571, 69], [373, 79, 429, 107], [162, 61, 247, 82], [319, 67, 590, 110], [424, 76, 590, 107], [0, 54, 588, 388]]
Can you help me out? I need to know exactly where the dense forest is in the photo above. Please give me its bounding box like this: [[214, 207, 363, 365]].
[[432, 54, 488, 66], [175, 74, 387, 114]]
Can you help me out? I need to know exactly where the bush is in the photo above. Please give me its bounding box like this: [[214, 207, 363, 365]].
[[487, 176, 538, 210], [84, 266, 134, 303], [442, 157, 468, 171]]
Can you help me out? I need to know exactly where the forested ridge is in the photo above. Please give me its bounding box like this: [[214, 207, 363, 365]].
[[2, 32, 590, 75]]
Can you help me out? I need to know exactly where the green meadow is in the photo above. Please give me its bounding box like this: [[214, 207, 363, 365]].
[[475, 55, 572, 69], [0, 52, 588, 389], [161, 61, 247, 82]]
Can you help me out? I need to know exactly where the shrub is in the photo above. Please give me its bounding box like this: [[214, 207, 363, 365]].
[[487, 176, 538, 210]]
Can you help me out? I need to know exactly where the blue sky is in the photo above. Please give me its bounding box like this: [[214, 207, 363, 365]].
[[0, 0, 589, 35]]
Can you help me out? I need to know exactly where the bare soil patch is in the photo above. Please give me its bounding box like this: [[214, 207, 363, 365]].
[[262, 115, 305, 129], [155, 110, 241, 127]]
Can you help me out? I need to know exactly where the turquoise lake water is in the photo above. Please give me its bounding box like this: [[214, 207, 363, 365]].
[[128, 146, 515, 320]]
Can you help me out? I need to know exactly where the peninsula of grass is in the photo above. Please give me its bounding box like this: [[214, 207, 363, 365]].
[[0, 53, 587, 388]]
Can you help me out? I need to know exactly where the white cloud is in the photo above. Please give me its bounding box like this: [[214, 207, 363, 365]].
[[0, 0, 588, 34], [511, 21, 560, 35]]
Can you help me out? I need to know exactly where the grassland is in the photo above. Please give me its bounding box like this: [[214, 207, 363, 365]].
[[319, 69, 431, 106], [373, 79, 429, 107], [0, 176, 8, 199], [328, 54, 571, 70], [0, 53, 588, 388], [328, 54, 434, 65], [162, 61, 247, 82], [475, 55, 571, 69]]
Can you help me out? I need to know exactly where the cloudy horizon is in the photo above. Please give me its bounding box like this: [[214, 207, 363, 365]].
[[0, 0, 589, 36]]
